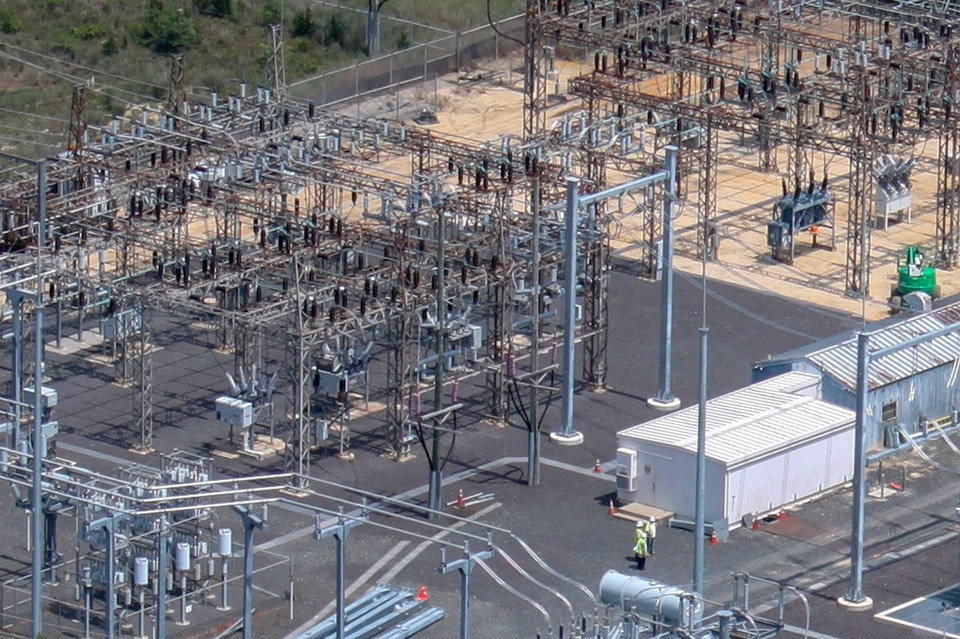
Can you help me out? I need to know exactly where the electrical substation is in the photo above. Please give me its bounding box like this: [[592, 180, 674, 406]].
[[8, 0, 960, 638]]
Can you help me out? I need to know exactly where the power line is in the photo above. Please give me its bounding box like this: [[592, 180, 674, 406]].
[[0, 106, 70, 124], [0, 41, 168, 92]]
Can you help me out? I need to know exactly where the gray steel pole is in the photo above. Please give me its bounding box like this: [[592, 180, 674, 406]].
[[157, 519, 167, 639], [106, 518, 116, 639], [12, 300, 21, 448], [528, 177, 542, 486], [551, 177, 583, 445], [335, 532, 345, 639], [841, 331, 871, 608], [693, 172, 708, 596], [438, 542, 492, 639], [243, 520, 254, 639], [693, 327, 708, 594], [31, 159, 46, 639], [650, 146, 680, 411], [459, 560, 471, 639]]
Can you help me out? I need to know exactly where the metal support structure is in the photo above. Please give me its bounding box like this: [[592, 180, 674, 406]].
[[696, 118, 718, 261], [269, 25, 287, 104], [31, 159, 47, 639], [522, 0, 547, 141], [428, 202, 447, 515], [68, 86, 87, 158], [233, 504, 268, 639], [133, 305, 154, 451], [9, 292, 24, 449], [528, 178, 543, 486], [315, 504, 368, 639], [938, 55, 960, 268], [438, 541, 494, 639], [550, 177, 584, 446], [649, 147, 680, 411], [167, 55, 187, 120]]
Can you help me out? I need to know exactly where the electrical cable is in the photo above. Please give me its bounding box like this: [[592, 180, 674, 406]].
[[474, 556, 553, 634], [0, 41, 168, 92], [0, 106, 70, 124], [502, 535, 596, 604], [487, 0, 524, 49], [491, 544, 574, 617]]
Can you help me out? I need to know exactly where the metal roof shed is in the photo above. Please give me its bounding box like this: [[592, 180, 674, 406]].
[[615, 372, 855, 530], [754, 301, 960, 449]]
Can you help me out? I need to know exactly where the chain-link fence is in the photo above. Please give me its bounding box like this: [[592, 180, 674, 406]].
[[287, 14, 525, 108]]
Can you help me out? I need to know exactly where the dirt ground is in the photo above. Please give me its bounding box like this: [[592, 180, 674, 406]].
[[350, 51, 955, 322]]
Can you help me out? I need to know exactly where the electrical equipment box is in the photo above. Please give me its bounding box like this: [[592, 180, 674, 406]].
[[215, 397, 253, 428], [315, 370, 349, 398], [24, 386, 58, 411], [102, 312, 141, 340], [616, 447, 639, 492]]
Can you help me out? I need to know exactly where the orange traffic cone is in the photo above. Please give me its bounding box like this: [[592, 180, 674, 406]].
[[415, 586, 428, 602], [608, 499, 616, 516], [709, 532, 719, 546], [752, 518, 761, 531], [594, 459, 602, 473], [778, 509, 787, 521], [456, 489, 465, 509]]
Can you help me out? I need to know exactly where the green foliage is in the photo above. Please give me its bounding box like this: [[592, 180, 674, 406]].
[[261, 0, 281, 25], [291, 9, 315, 38], [136, 0, 199, 54], [72, 22, 107, 40], [0, 8, 24, 33], [322, 13, 347, 48], [101, 34, 120, 56], [395, 31, 410, 50], [194, 0, 233, 17]]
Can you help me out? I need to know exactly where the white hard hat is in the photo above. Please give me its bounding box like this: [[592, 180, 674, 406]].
[[635, 520, 643, 527], [649, 515, 656, 522]]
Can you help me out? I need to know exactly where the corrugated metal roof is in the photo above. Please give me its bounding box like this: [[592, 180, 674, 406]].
[[807, 302, 960, 391], [618, 372, 854, 466]]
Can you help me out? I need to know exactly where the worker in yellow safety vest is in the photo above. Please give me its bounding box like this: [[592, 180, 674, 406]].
[[634, 534, 648, 570]]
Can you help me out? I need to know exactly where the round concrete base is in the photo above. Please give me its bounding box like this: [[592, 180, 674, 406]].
[[336, 451, 356, 461], [836, 595, 873, 611], [549, 431, 584, 446], [647, 396, 681, 411]]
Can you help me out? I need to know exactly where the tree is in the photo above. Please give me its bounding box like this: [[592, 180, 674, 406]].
[[136, 0, 199, 54], [366, 0, 392, 57], [193, 0, 232, 17], [291, 9, 315, 38], [261, 0, 281, 25]]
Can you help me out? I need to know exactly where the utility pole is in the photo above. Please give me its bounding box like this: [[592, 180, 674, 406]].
[[838, 331, 872, 610], [693, 176, 708, 596], [439, 541, 494, 639], [649, 146, 680, 411], [315, 504, 368, 639], [550, 177, 584, 446], [31, 158, 47, 639]]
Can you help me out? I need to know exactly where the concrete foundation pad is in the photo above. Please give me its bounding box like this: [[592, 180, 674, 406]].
[[837, 595, 874, 611], [647, 396, 681, 411], [549, 431, 584, 446]]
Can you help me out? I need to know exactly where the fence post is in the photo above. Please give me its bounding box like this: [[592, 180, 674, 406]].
[[495, 21, 500, 59], [456, 31, 461, 73], [355, 62, 361, 118]]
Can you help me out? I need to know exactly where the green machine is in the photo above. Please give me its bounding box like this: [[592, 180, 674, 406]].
[[890, 246, 940, 311]]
